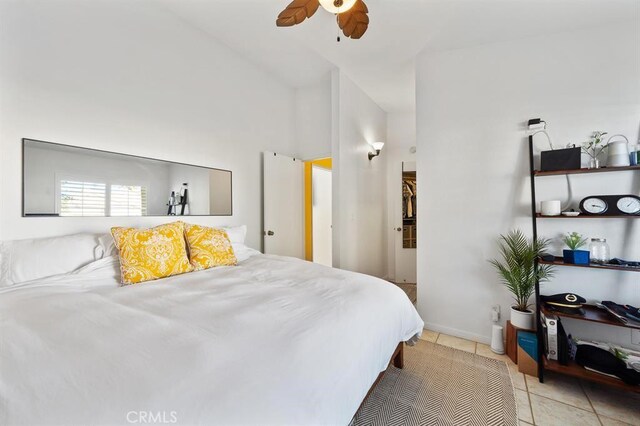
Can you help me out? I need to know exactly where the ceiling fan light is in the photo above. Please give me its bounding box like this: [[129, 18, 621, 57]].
[[318, 0, 357, 14]]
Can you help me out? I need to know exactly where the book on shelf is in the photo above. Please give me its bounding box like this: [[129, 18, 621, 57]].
[[542, 311, 558, 361], [542, 311, 570, 364]]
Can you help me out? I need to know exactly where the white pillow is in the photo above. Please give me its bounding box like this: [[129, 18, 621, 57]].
[[95, 233, 116, 259], [222, 225, 247, 245], [0, 233, 104, 286], [221, 225, 254, 262]]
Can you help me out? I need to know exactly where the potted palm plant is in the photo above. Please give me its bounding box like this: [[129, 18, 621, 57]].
[[490, 229, 555, 330], [562, 232, 589, 265]]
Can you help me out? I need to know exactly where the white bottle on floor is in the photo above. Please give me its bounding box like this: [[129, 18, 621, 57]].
[[491, 324, 505, 354]]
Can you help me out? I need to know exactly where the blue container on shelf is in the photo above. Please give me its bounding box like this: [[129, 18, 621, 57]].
[[517, 331, 538, 362], [563, 249, 590, 265]]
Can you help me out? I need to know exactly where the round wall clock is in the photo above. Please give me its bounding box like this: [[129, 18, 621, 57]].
[[617, 196, 640, 215], [580, 197, 608, 214], [579, 195, 640, 216]]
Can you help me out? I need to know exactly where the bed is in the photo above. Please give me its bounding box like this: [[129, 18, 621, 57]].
[[0, 240, 424, 425]]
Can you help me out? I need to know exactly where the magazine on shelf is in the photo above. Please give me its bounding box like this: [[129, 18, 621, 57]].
[[599, 301, 640, 329]]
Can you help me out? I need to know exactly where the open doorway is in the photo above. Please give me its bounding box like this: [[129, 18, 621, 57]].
[[394, 161, 417, 303], [304, 158, 332, 266]]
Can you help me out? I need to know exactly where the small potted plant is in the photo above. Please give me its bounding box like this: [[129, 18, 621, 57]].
[[582, 131, 608, 169], [562, 232, 590, 265], [489, 229, 555, 330]]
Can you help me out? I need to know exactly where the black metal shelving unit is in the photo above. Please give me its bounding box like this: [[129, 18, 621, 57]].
[[528, 135, 640, 392]]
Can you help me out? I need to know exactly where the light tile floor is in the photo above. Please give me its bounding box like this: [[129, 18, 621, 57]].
[[419, 330, 640, 426]]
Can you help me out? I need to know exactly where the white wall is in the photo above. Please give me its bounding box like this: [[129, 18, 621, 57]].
[[386, 112, 417, 282], [0, 0, 296, 249], [295, 73, 333, 161], [332, 70, 388, 278], [416, 22, 640, 348]]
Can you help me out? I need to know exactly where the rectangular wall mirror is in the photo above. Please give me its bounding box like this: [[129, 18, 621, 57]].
[[23, 139, 232, 217]]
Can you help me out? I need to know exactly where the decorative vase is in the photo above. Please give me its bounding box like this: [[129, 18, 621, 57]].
[[588, 158, 600, 169], [562, 249, 590, 265], [510, 307, 534, 330]]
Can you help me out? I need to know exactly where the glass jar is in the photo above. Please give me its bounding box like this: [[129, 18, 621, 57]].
[[589, 238, 610, 264]]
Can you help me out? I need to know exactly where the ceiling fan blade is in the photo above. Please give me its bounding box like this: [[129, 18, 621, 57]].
[[276, 0, 320, 27], [337, 0, 369, 39]]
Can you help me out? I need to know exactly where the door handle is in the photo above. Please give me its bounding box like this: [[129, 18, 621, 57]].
[[396, 227, 402, 232], [266, 230, 275, 236]]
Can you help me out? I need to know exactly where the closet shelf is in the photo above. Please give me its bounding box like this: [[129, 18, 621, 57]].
[[533, 165, 640, 177], [538, 257, 640, 272]]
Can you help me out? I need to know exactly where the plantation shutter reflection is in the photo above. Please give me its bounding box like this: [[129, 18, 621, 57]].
[[110, 185, 147, 217], [60, 180, 107, 216]]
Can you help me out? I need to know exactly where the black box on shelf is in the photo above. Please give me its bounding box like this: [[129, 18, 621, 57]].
[[540, 147, 581, 171]]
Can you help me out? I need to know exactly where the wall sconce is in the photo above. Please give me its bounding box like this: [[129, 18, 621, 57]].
[[368, 142, 385, 161]]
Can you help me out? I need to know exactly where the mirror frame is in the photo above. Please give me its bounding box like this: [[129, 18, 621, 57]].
[[22, 138, 233, 217]]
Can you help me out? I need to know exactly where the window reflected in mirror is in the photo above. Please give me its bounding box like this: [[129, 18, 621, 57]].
[[23, 139, 232, 217]]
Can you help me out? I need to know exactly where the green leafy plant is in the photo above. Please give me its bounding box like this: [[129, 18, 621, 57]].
[[581, 131, 608, 161], [489, 229, 555, 312], [563, 232, 588, 251]]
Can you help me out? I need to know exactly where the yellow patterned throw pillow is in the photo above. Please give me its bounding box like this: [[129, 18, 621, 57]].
[[183, 223, 237, 270], [111, 222, 193, 285]]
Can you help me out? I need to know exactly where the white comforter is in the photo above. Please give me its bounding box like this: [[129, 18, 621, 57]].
[[0, 253, 423, 426]]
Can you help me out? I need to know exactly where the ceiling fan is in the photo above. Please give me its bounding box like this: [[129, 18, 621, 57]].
[[276, 0, 369, 40]]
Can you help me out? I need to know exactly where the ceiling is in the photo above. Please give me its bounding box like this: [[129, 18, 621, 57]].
[[157, 0, 639, 112]]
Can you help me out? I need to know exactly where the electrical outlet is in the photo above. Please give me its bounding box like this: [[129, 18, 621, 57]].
[[632, 329, 640, 345], [491, 305, 501, 322]]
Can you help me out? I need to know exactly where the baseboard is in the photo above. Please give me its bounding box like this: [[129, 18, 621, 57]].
[[424, 322, 491, 346]]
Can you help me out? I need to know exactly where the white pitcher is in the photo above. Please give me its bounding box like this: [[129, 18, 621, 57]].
[[607, 135, 630, 167]]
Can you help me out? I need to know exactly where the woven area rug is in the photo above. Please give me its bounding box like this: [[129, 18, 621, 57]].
[[352, 340, 518, 426]]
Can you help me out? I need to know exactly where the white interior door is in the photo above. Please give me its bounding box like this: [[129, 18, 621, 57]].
[[395, 161, 417, 283], [312, 165, 332, 266], [263, 152, 304, 258]]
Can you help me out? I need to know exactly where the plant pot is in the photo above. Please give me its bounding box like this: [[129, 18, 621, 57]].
[[562, 249, 590, 265], [510, 307, 534, 330]]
